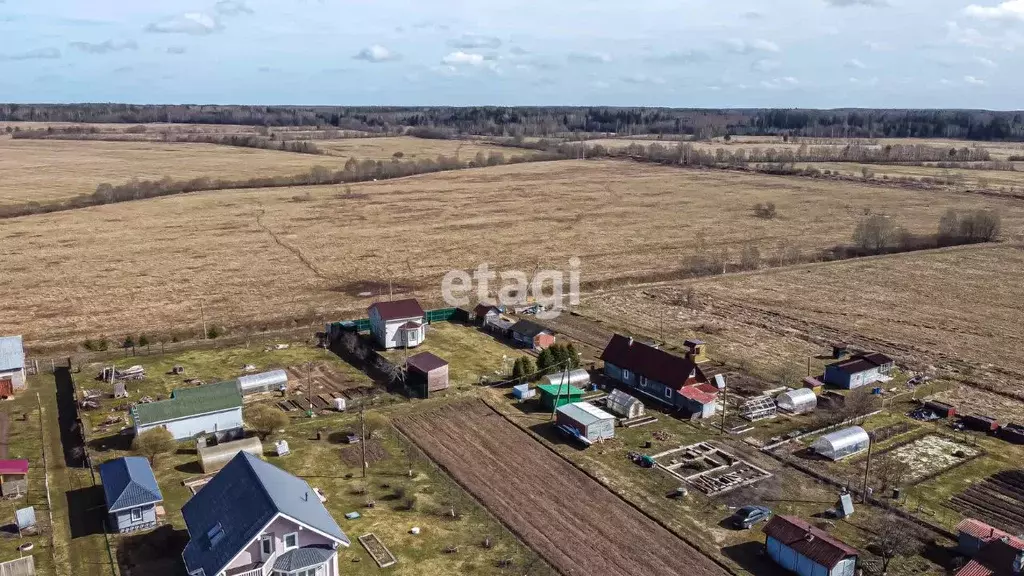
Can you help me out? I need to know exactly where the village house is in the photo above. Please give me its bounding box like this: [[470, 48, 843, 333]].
[[132, 380, 244, 441], [99, 456, 163, 534], [368, 299, 426, 350], [600, 334, 718, 418], [471, 303, 501, 326], [0, 335, 26, 397], [182, 452, 349, 576], [509, 320, 555, 350], [955, 519, 1024, 576], [763, 515, 858, 576], [822, 352, 895, 390]]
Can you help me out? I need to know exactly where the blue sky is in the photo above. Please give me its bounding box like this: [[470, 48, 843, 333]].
[[1, 0, 1022, 107]]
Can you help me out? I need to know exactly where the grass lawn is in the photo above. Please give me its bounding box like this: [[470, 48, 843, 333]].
[[77, 341, 373, 431], [380, 323, 529, 389]]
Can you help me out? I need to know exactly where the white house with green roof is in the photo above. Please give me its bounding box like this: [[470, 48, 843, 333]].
[[132, 380, 244, 441]]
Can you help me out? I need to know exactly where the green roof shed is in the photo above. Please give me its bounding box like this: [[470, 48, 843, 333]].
[[537, 384, 584, 410]]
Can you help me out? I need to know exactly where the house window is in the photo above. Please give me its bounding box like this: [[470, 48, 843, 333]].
[[622, 369, 631, 381], [664, 387, 672, 399], [131, 508, 143, 522], [639, 375, 647, 387], [261, 535, 274, 556], [283, 532, 298, 550], [689, 369, 696, 378], [207, 523, 226, 548]]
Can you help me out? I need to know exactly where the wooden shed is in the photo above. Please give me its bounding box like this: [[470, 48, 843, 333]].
[[406, 352, 449, 398], [0, 460, 28, 497], [961, 414, 999, 432], [555, 402, 616, 445], [924, 400, 957, 419], [537, 384, 583, 410], [683, 339, 709, 363]]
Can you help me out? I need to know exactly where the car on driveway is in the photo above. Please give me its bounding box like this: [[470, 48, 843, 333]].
[[730, 505, 772, 529]]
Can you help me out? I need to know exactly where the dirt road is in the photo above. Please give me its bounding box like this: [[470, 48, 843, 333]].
[[396, 400, 730, 576]]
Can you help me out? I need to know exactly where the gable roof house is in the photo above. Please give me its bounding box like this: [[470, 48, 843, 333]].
[[132, 380, 243, 441], [600, 334, 717, 418], [99, 456, 163, 534], [509, 320, 555, 350], [763, 515, 859, 576], [182, 452, 349, 576], [956, 518, 1024, 576], [368, 299, 426, 350], [406, 352, 450, 398], [472, 303, 502, 325], [0, 335, 26, 397], [823, 351, 895, 390], [0, 459, 29, 497]]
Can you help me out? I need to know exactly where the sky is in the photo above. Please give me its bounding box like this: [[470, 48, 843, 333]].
[[0, 0, 1022, 108]]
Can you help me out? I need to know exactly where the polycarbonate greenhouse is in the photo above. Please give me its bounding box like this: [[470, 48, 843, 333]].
[[811, 426, 870, 461], [605, 389, 645, 419], [775, 388, 817, 414], [236, 369, 288, 395]]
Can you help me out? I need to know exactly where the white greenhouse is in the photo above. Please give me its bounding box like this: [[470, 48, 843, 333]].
[[605, 389, 645, 419], [540, 369, 591, 388], [237, 369, 289, 395], [775, 389, 818, 414], [811, 426, 870, 461]]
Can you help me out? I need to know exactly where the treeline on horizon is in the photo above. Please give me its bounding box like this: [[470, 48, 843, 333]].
[[3, 104, 1024, 141]]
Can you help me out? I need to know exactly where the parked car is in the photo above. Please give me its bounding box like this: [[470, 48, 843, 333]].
[[730, 505, 772, 529]]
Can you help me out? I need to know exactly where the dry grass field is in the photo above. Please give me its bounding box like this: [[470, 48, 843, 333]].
[[796, 162, 1024, 190], [5, 159, 1024, 351], [584, 243, 1024, 391], [0, 138, 350, 205], [315, 136, 532, 161]]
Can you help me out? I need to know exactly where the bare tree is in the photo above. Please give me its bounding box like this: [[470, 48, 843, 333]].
[[868, 515, 925, 575], [853, 215, 897, 254], [874, 453, 912, 494]]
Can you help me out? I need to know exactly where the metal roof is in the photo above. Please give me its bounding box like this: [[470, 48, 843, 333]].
[[368, 299, 424, 321], [556, 402, 615, 427], [763, 515, 858, 569], [99, 457, 163, 512], [601, 334, 706, 390], [406, 352, 448, 373], [680, 385, 717, 405], [510, 319, 551, 338], [132, 380, 242, 426], [182, 452, 348, 576], [273, 547, 336, 572], [0, 459, 29, 475], [0, 336, 24, 372], [776, 389, 818, 411], [606, 389, 642, 412], [828, 352, 895, 375], [236, 370, 288, 392], [537, 384, 584, 397]]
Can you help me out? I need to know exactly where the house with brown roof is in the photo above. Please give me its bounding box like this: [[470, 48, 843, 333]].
[[823, 351, 895, 390], [472, 303, 501, 326], [368, 299, 426, 350], [406, 352, 449, 398], [599, 334, 717, 418], [763, 515, 858, 576], [955, 518, 1024, 576]]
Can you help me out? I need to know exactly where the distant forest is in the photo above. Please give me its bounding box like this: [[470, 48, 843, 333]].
[[3, 104, 1024, 141]]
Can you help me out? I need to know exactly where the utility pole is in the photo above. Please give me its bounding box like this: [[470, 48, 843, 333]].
[[306, 361, 314, 418], [861, 433, 874, 503], [720, 376, 728, 435], [200, 300, 207, 339], [360, 404, 367, 478], [550, 362, 569, 421]]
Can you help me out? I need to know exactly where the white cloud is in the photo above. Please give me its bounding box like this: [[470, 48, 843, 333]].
[[864, 40, 891, 51], [939, 78, 953, 85], [845, 58, 867, 69], [448, 34, 502, 50], [727, 38, 780, 54], [751, 59, 780, 72], [568, 51, 612, 63], [964, 74, 987, 84], [965, 0, 1024, 23], [353, 45, 400, 63], [69, 40, 138, 54], [976, 56, 998, 67], [645, 50, 709, 65], [849, 76, 879, 86], [442, 51, 486, 66], [591, 80, 611, 89], [945, 20, 1024, 49], [2, 47, 61, 60], [622, 74, 666, 85], [823, 0, 887, 6], [214, 0, 253, 16], [145, 12, 220, 35], [760, 76, 799, 89], [167, 46, 186, 55]]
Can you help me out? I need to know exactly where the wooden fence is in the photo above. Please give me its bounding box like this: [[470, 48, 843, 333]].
[[0, 556, 35, 576]]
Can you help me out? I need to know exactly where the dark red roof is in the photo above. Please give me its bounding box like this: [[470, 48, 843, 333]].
[[957, 537, 1024, 576], [406, 352, 448, 374], [957, 559, 995, 576], [680, 385, 717, 405], [0, 459, 29, 475], [601, 334, 707, 390], [958, 519, 1024, 548], [368, 299, 425, 321], [763, 516, 858, 569], [474, 303, 499, 316], [829, 352, 894, 374]]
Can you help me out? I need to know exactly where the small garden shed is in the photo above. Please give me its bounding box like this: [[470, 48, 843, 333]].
[[555, 402, 616, 445], [537, 384, 584, 410]]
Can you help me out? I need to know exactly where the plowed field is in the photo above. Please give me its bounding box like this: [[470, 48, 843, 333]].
[[395, 400, 728, 576]]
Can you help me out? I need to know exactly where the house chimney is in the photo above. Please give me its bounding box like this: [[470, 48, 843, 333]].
[[628, 337, 634, 346]]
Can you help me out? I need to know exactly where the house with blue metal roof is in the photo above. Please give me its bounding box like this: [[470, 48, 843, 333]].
[[98, 456, 163, 533], [182, 451, 349, 576]]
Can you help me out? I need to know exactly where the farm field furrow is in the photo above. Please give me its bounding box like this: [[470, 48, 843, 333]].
[[0, 138, 350, 205], [6, 160, 1024, 350], [585, 243, 1024, 393], [395, 399, 729, 576]]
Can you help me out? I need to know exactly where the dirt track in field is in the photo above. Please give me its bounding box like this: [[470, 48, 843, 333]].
[[395, 399, 729, 576]]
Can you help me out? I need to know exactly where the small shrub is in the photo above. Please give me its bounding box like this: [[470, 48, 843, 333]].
[[207, 326, 221, 339], [752, 202, 777, 219]]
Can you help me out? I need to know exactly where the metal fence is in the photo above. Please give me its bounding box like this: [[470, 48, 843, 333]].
[[0, 556, 35, 576]]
